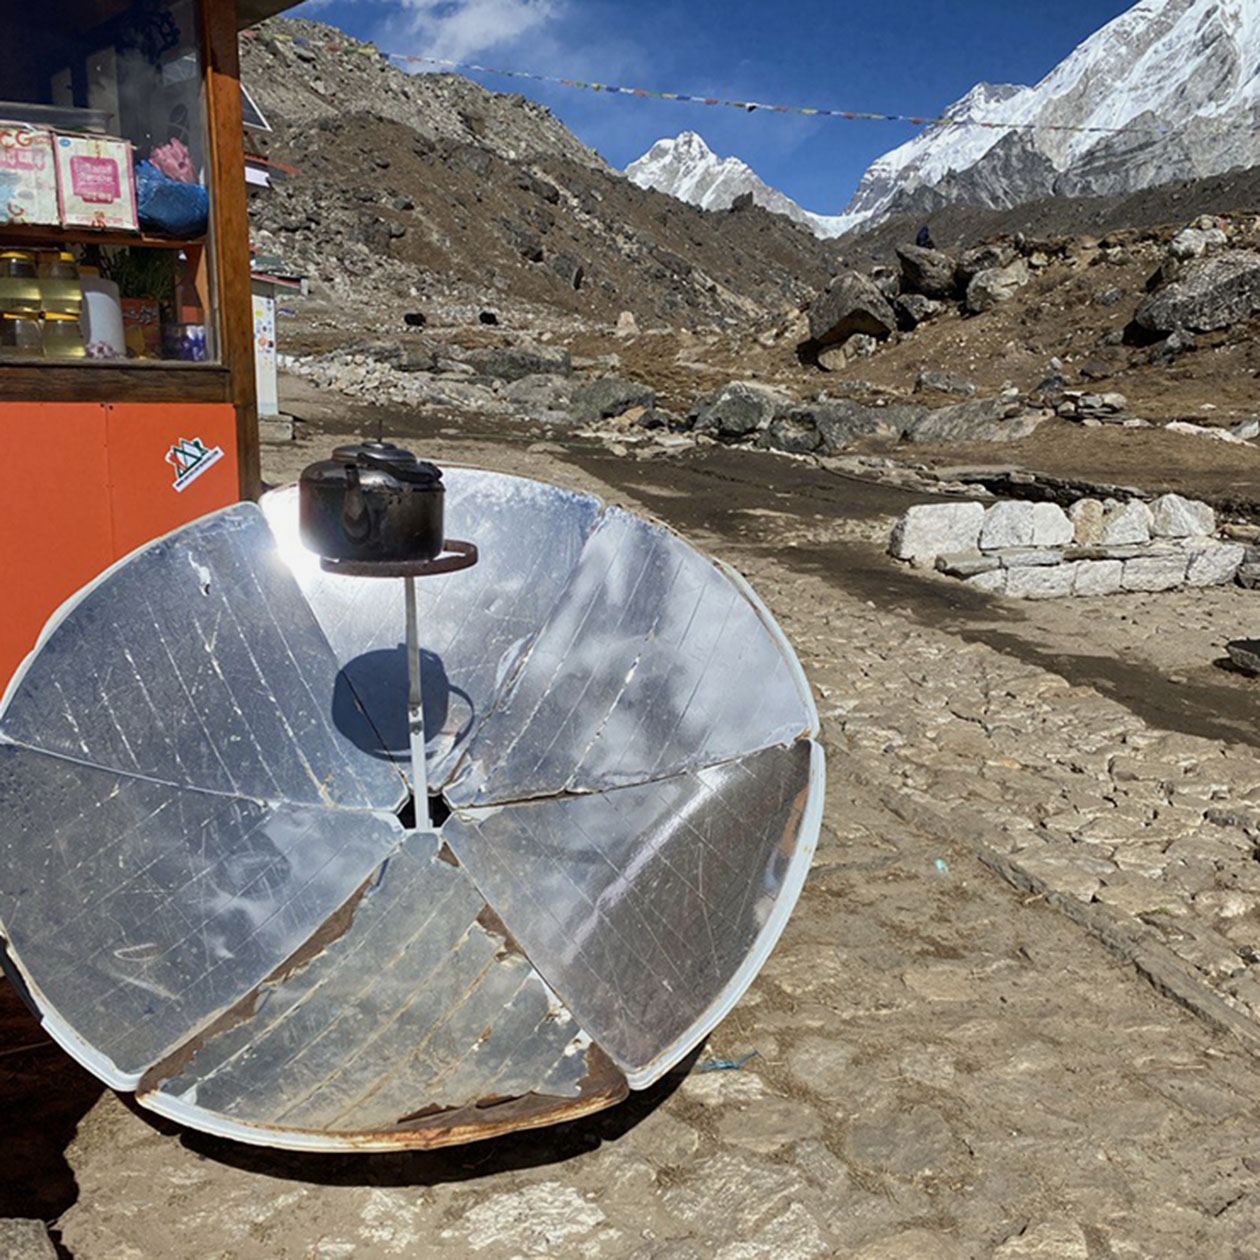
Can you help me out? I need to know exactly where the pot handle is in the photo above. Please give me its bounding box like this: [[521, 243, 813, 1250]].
[[341, 464, 372, 542]]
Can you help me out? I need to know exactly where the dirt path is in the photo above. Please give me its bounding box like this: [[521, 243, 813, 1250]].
[[13, 382, 1260, 1258]]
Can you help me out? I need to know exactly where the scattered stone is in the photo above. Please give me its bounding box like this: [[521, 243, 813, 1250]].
[[807, 271, 897, 347], [915, 369, 976, 397], [889, 502, 985, 565], [616, 310, 640, 337], [1097, 286, 1124, 307], [959, 240, 1016, 283], [402, 311, 427, 328], [966, 260, 1030, 314], [817, 333, 880, 370], [1226, 639, 1260, 675], [1149, 493, 1215, 538], [1073, 559, 1123, 596], [1122, 554, 1188, 592], [895, 244, 960, 300], [1101, 500, 1153, 546], [693, 381, 787, 438], [1134, 249, 1260, 335], [767, 413, 824, 454], [1168, 225, 1228, 261], [893, 293, 945, 330]]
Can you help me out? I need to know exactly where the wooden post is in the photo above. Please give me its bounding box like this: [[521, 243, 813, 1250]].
[[202, 0, 260, 499]]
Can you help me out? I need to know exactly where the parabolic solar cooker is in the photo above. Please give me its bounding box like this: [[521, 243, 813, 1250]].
[[0, 444, 823, 1151]]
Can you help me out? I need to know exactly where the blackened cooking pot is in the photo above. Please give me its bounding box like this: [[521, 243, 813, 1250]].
[[299, 441, 445, 563]]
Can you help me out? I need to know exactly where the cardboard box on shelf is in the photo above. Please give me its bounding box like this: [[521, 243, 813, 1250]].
[[0, 123, 60, 227], [54, 132, 138, 232]]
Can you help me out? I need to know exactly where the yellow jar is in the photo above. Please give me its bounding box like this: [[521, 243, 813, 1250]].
[[43, 311, 85, 359], [38, 251, 83, 318], [0, 250, 40, 314], [0, 311, 44, 359]]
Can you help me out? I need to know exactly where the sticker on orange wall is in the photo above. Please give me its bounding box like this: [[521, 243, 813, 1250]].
[[166, 436, 225, 492]]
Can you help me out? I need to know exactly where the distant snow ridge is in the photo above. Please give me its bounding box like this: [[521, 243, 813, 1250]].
[[625, 131, 858, 238], [844, 0, 1260, 225], [628, 0, 1260, 240]]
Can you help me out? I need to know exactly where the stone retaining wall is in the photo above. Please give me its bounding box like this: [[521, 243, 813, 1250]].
[[890, 493, 1247, 597]]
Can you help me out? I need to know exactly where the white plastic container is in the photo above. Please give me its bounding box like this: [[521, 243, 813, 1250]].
[[80, 271, 125, 359]]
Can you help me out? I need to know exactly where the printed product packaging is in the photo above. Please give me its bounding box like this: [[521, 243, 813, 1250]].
[[0, 123, 59, 227], [55, 132, 139, 232]]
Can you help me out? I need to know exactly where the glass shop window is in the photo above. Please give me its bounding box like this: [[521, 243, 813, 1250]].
[[0, 0, 217, 365]]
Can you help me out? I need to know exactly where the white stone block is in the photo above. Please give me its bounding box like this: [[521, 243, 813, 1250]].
[[1122, 554, 1187, 592], [1030, 502, 1074, 546], [1072, 559, 1123, 596], [1069, 498, 1104, 545], [1185, 541, 1246, 587], [1100, 500, 1152, 546], [966, 569, 1007, 595], [1007, 563, 1077, 599], [1150, 493, 1216, 538], [889, 502, 985, 564], [979, 500, 1035, 550]]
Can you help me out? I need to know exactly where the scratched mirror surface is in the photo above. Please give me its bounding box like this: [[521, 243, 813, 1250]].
[[0, 471, 823, 1151]]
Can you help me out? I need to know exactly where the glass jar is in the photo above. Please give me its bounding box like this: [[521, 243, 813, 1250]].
[[0, 251, 40, 315], [38, 251, 83, 318], [43, 311, 86, 359], [0, 312, 44, 359]]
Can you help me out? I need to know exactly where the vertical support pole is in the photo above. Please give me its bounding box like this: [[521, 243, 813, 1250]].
[[202, 0, 260, 500], [404, 576, 430, 828]]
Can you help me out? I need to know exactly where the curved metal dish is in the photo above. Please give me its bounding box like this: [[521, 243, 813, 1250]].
[[0, 467, 823, 1151]]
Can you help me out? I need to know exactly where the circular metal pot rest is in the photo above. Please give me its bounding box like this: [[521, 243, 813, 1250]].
[[0, 464, 823, 1152]]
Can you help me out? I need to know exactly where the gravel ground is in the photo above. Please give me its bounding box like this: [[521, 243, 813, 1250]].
[[20, 376, 1260, 1258]]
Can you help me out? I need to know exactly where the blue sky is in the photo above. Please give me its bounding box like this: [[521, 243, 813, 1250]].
[[288, 0, 1137, 214]]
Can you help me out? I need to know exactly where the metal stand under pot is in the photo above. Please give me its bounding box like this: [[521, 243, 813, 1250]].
[[299, 441, 477, 827]]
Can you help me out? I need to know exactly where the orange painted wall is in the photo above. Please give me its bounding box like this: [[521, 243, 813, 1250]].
[[0, 401, 239, 692]]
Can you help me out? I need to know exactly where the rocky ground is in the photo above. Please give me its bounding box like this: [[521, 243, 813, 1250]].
[[7, 377, 1260, 1258]]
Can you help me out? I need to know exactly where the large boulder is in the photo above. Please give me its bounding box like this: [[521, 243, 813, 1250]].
[[958, 240, 1017, 284], [791, 399, 910, 454], [693, 381, 787, 438], [901, 396, 1040, 444], [465, 343, 571, 382], [765, 413, 823, 454], [894, 293, 946, 330], [569, 376, 655, 423], [1134, 250, 1260, 334], [896, 245, 960, 300], [966, 260, 1030, 314], [807, 271, 897, 346]]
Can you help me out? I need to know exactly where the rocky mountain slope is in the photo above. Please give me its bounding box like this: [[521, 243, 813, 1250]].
[[626, 131, 846, 236], [242, 19, 838, 338], [844, 0, 1260, 226]]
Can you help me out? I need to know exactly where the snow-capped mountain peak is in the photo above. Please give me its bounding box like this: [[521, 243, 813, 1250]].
[[626, 131, 854, 236]]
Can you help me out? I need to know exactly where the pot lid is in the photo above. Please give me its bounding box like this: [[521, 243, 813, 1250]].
[[331, 441, 443, 488]]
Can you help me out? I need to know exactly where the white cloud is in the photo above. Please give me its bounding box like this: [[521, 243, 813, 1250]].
[[385, 0, 559, 63]]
